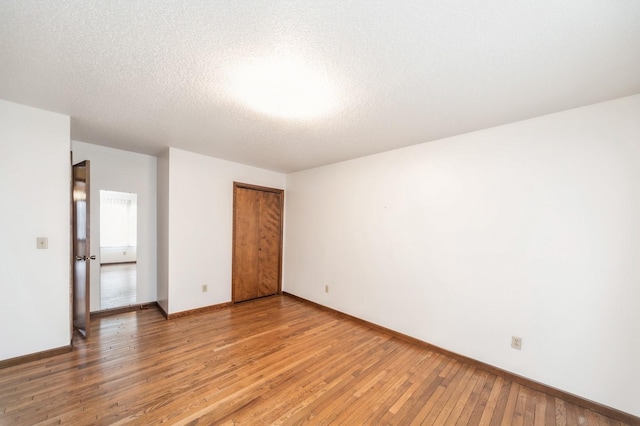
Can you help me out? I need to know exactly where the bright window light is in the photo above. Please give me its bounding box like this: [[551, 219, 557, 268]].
[[231, 57, 337, 119]]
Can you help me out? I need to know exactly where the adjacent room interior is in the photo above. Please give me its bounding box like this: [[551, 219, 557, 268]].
[[99, 189, 138, 310], [1, 1, 639, 424]]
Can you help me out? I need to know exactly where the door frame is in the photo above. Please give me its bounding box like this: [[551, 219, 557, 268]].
[[231, 182, 284, 303]]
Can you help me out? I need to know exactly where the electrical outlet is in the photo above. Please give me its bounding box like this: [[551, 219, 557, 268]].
[[325, 285, 329, 293], [511, 336, 522, 350], [36, 237, 48, 249], [202, 284, 208, 292]]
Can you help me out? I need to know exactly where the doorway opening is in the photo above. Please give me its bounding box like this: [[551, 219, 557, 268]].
[[99, 190, 137, 310]]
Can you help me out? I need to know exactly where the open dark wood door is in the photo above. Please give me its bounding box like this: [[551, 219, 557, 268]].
[[232, 183, 284, 303], [72, 160, 91, 337]]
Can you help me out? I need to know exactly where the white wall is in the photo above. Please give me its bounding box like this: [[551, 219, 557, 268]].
[[0, 99, 71, 361], [156, 149, 170, 313], [100, 246, 137, 264], [161, 148, 285, 314], [283, 94, 640, 416], [72, 141, 157, 311]]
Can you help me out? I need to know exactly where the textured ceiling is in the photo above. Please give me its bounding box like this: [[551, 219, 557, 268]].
[[1, 1, 639, 172]]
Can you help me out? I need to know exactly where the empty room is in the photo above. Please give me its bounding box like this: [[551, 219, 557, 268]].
[[1, 1, 639, 424]]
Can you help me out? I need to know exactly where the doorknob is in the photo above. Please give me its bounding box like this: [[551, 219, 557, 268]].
[[76, 255, 96, 261]]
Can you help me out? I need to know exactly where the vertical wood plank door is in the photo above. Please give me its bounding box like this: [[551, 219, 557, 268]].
[[232, 183, 284, 303]]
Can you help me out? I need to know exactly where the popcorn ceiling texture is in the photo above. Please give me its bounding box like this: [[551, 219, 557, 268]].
[[1, 1, 639, 172]]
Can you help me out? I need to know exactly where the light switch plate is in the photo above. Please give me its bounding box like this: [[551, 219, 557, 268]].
[[37, 237, 48, 249]]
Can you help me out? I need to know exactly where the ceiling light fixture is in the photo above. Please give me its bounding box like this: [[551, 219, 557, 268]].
[[231, 57, 337, 120]]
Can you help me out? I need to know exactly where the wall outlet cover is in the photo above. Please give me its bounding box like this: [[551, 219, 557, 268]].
[[36, 237, 48, 249], [511, 336, 522, 350]]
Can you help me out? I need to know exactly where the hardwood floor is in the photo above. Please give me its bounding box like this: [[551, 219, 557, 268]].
[[0, 295, 631, 425], [100, 263, 136, 310]]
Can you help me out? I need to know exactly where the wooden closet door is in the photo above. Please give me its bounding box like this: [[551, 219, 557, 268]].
[[257, 191, 282, 297], [232, 183, 283, 303], [233, 187, 261, 302]]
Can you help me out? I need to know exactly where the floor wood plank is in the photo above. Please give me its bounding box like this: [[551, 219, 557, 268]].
[[100, 263, 136, 309], [0, 295, 632, 425]]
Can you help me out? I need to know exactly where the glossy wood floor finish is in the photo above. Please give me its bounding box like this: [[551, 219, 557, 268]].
[[0, 296, 629, 425], [100, 263, 137, 310]]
